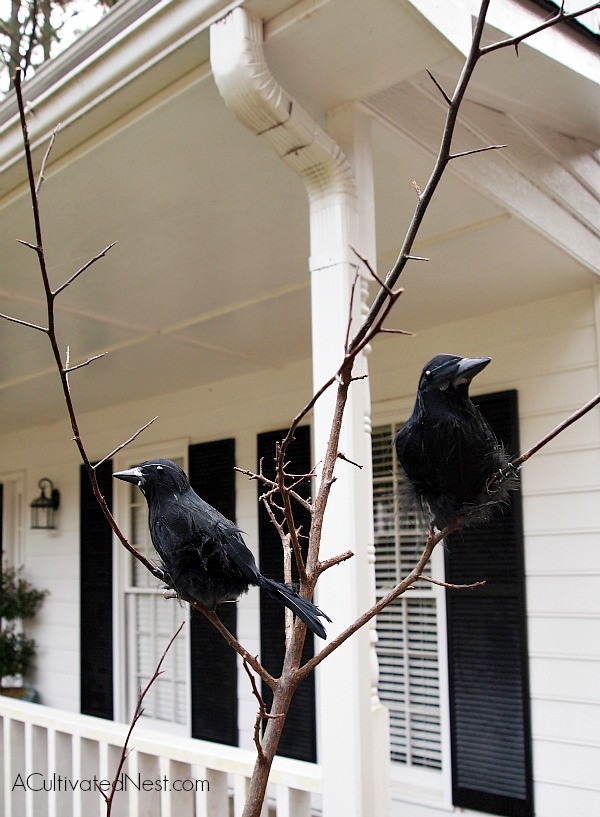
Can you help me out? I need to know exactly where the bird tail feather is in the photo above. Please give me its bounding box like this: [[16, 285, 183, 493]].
[[260, 577, 331, 639]]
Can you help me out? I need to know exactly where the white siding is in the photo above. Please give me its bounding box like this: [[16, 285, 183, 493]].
[[0, 355, 314, 753], [370, 285, 600, 816], [0, 285, 599, 814]]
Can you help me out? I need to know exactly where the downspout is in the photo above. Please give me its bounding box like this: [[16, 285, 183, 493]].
[[209, 9, 355, 202], [210, 9, 389, 817]]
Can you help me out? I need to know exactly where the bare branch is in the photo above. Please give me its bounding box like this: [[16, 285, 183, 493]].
[[16, 238, 38, 251], [100, 621, 186, 814], [243, 658, 284, 762], [200, 605, 276, 688], [380, 328, 414, 336], [337, 452, 363, 469], [426, 69, 452, 105], [93, 417, 159, 470], [36, 125, 60, 195], [54, 242, 117, 296], [480, 2, 600, 56], [0, 312, 47, 333], [417, 575, 486, 591], [299, 522, 458, 680], [317, 549, 354, 575], [512, 391, 600, 467], [344, 267, 361, 355], [351, 245, 400, 296], [449, 144, 506, 160], [487, 391, 600, 493], [65, 352, 106, 373]]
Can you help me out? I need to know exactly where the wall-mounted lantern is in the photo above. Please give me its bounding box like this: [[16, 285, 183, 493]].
[[30, 478, 60, 530]]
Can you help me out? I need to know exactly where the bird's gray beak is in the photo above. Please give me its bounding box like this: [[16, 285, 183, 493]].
[[452, 357, 491, 386], [113, 466, 144, 486]]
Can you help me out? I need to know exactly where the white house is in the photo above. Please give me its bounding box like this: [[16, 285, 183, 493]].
[[0, 1, 598, 816]]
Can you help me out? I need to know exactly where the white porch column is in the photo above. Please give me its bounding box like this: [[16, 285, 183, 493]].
[[210, 11, 389, 816], [311, 103, 391, 817]]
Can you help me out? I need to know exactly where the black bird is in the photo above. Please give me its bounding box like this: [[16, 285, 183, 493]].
[[395, 354, 510, 530], [113, 458, 330, 639]]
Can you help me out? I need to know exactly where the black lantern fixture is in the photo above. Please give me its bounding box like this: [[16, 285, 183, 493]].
[[30, 478, 60, 530]]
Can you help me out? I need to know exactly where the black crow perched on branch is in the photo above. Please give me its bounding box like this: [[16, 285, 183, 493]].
[[113, 458, 331, 639], [395, 354, 510, 529]]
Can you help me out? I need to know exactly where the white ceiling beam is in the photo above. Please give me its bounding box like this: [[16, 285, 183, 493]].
[[366, 80, 600, 276]]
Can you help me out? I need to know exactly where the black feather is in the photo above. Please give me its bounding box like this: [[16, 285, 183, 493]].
[[395, 354, 512, 529], [113, 458, 330, 639]]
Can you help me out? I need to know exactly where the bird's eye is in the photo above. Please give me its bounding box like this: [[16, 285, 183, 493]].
[[424, 370, 432, 380], [156, 465, 163, 471]]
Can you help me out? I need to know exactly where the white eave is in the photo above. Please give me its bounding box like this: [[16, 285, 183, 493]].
[[0, 0, 242, 198], [0, 0, 598, 431]]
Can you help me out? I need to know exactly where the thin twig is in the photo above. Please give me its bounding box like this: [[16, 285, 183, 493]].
[[35, 125, 60, 195], [449, 144, 506, 160], [351, 245, 393, 295], [98, 621, 186, 815], [12, 69, 273, 691], [0, 312, 47, 332], [480, 2, 600, 55], [337, 452, 363, 469], [64, 352, 107, 373], [417, 575, 487, 591], [54, 242, 117, 296], [243, 658, 284, 762], [511, 391, 600, 468], [426, 69, 452, 105], [16, 238, 38, 250], [93, 417, 159, 469], [488, 391, 600, 492], [317, 549, 354, 575], [298, 522, 458, 681]]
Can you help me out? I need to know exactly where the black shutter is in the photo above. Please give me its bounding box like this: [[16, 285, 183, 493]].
[[446, 390, 533, 817], [257, 426, 316, 763], [188, 439, 238, 746], [80, 461, 114, 719]]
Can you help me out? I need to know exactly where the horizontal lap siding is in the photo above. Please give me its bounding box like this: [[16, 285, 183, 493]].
[[370, 288, 600, 817]]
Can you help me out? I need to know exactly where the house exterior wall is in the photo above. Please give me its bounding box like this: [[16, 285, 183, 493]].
[[0, 284, 598, 815], [370, 284, 600, 817]]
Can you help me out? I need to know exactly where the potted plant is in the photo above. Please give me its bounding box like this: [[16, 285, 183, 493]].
[[0, 566, 48, 699]]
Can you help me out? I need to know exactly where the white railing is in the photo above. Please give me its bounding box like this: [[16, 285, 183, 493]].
[[0, 697, 321, 817]]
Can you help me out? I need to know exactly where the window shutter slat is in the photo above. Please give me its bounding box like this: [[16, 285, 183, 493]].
[[257, 426, 317, 763], [188, 439, 238, 746], [446, 390, 533, 817], [80, 461, 113, 719], [372, 424, 442, 770]]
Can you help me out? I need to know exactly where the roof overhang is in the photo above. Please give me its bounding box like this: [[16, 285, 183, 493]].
[[0, 0, 598, 432]]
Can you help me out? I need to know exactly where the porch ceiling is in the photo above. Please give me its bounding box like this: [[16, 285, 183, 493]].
[[0, 0, 597, 433]]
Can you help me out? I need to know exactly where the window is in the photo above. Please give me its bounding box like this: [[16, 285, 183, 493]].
[[373, 391, 532, 817], [113, 441, 239, 743], [372, 424, 442, 770], [124, 455, 189, 730]]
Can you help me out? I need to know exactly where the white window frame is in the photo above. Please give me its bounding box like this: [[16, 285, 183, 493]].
[[0, 470, 26, 567], [113, 438, 191, 735], [371, 403, 453, 806]]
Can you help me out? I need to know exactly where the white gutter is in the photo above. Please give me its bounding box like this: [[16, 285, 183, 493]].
[[0, 0, 245, 198], [210, 8, 355, 203]]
